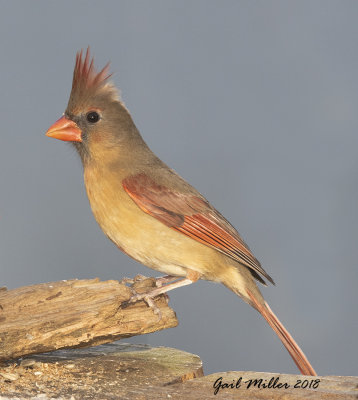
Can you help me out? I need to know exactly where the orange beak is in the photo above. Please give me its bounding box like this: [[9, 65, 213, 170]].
[[46, 115, 82, 142]]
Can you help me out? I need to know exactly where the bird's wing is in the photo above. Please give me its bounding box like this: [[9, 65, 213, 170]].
[[123, 173, 274, 285]]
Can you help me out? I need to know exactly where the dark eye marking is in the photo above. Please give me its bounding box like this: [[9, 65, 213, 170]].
[[86, 111, 100, 123]]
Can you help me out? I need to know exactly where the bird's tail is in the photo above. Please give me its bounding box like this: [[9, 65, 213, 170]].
[[246, 288, 317, 376]]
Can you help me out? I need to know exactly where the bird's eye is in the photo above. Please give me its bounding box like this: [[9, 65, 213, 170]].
[[86, 111, 100, 123]]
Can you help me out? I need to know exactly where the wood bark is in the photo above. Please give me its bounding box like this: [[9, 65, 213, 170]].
[[0, 343, 356, 399], [0, 277, 177, 362]]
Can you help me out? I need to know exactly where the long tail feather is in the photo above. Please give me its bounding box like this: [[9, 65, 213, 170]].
[[247, 289, 317, 376]]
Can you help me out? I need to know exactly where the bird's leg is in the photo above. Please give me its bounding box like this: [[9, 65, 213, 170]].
[[132, 270, 200, 300], [120, 275, 177, 291], [132, 278, 193, 320], [155, 275, 179, 287], [122, 270, 201, 319]]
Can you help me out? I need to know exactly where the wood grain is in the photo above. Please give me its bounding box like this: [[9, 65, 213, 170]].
[[0, 277, 177, 362], [0, 343, 356, 399]]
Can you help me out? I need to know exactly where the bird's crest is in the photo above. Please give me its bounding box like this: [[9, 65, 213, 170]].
[[72, 47, 112, 92], [68, 47, 120, 110]]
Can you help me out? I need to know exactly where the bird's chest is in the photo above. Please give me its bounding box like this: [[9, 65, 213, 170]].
[[84, 166, 143, 245], [83, 166, 188, 273]]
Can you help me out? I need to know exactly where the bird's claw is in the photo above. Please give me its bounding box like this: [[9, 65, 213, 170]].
[[119, 274, 148, 286], [119, 275, 174, 318], [119, 277, 135, 286], [133, 274, 148, 282], [121, 291, 164, 321], [143, 295, 162, 320]]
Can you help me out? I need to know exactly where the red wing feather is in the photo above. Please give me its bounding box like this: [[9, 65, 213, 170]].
[[123, 173, 274, 285]]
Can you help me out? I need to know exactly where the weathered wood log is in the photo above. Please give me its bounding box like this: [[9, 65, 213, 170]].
[[0, 277, 177, 362], [0, 343, 203, 399], [0, 343, 356, 399], [175, 371, 358, 399]]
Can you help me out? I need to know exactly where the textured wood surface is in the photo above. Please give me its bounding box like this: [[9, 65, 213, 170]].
[[0, 343, 356, 399], [175, 371, 358, 399], [0, 343, 204, 399], [0, 277, 177, 362]]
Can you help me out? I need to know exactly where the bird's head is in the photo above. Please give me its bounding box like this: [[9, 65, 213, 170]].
[[46, 48, 140, 164]]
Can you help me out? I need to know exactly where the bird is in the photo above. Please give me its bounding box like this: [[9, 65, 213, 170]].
[[46, 48, 316, 376]]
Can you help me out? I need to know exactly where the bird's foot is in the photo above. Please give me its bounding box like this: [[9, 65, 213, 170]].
[[121, 288, 166, 321], [119, 275, 170, 320], [120, 275, 195, 321], [119, 277, 135, 286], [125, 277, 193, 309], [119, 274, 148, 286], [139, 294, 163, 320]]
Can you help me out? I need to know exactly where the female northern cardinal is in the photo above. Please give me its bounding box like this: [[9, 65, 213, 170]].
[[46, 48, 316, 376]]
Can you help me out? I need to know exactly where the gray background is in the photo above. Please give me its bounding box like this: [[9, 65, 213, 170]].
[[0, 1, 357, 376]]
